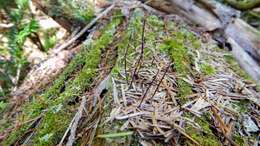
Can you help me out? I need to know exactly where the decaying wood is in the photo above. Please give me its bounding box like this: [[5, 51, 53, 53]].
[[142, 0, 260, 82], [228, 37, 260, 83], [11, 45, 82, 105], [225, 18, 260, 63], [2, 2, 260, 145]]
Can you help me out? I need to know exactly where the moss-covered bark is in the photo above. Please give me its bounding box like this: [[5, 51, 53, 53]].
[[1, 4, 259, 146], [224, 0, 260, 10], [2, 12, 123, 145]]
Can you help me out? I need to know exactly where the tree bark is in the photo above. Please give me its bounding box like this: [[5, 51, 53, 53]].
[[11, 45, 82, 105]]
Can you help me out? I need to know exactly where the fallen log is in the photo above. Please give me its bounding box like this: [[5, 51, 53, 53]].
[[228, 37, 260, 83], [225, 18, 260, 63]]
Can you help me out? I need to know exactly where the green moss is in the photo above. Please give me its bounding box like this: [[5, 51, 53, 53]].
[[224, 54, 252, 80], [177, 80, 192, 103], [179, 28, 201, 49], [160, 39, 190, 74], [185, 116, 221, 146], [236, 100, 250, 113], [93, 92, 134, 146], [147, 15, 164, 28], [156, 18, 203, 103], [3, 13, 123, 145], [33, 108, 72, 145], [233, 134, 244, 146], [113, 8, 145, 75], [256, 85, 260, 92], [43, 48, 89, 99], [200, 63, 216, 75], [32, 16, 123, 145], [2, 124, 31, 145], [160, 38, 193, 102]]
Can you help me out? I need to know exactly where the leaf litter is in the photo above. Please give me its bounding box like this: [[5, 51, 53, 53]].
[[1, 1, 259, 145], [98, 4, 259, 146]]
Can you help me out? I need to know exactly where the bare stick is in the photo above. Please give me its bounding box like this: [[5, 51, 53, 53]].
[[53, 3, 115, 53], [124, 34, 132, 85], [66, 96, 87, 146], [13, 63, 21, 91], [129, 18, 146, 88], [150, 64, 171, 100], [138, 69, 160, 107], [58, 116, 77, 146]]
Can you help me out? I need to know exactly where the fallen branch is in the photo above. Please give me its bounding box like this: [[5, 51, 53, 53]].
[[52, 3, 116, 53], [60, 75, 111, 146], [65, 96, 87, 146], [228, 37, 260, 83]]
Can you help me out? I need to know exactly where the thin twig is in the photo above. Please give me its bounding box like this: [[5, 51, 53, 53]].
[[53, 3, 115, 53], [138, 69, 160, 107], [13, 63, 21, 91], [124, 34, 132, 85], [150, 64, 171, 100], [136, 17, 146, 75], [58, 116, 76, 146], [129, 18, 146, 88]]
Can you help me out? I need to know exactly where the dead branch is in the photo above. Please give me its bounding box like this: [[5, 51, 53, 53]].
[[52, 3, 116, 54], [139, 68, 160, 107], [0, 23, 14, 29], [228, 37, 260, 83], [150, 64, 171, 100], [65, 96, 87, 146]]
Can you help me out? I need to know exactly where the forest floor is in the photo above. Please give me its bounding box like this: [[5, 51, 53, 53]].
[[0, 3, 259, 146]]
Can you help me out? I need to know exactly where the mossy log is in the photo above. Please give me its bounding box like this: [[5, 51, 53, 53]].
[[143, 0, 260, 82], [1, 5, 259, 145], [10, 45, 82, 105], [224, 0, 260, 11]]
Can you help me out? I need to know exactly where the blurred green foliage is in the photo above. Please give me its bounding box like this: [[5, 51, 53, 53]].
[[0, 0, 39, 98]]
